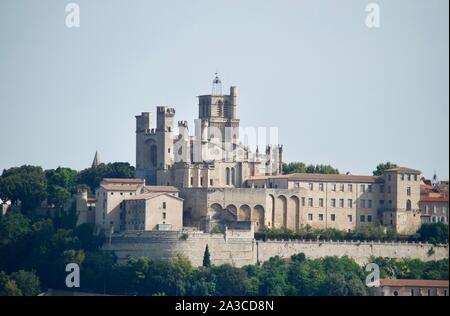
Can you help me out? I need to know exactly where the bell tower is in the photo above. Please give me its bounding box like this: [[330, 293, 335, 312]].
[[197, 74, 240, 145]]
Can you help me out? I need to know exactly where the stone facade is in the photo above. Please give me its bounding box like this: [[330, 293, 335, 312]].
[[103, 230, 449, 267]]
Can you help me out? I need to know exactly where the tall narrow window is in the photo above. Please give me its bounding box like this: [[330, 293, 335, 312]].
[[406, 199, 412, 211], [407, 186, 411, 196], [231, 168, 236, 185], [226, 168, 230, 185]]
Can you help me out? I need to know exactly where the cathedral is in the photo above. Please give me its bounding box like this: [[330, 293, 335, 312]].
[[127, 75, 423, 234], [134, 74, 283, 189]]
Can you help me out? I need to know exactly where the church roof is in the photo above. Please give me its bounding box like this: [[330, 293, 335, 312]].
[[102, 178, 145, 184]]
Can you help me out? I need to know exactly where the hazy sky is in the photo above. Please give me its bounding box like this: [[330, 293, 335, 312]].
[[0, 0, 448, 179]]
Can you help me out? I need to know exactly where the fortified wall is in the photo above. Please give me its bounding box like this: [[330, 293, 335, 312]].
[[103, 230, 449, 267]]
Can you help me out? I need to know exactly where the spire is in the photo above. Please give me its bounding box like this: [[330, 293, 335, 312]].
[[212, 72, 222, 95], [92, 150, 100, 168]]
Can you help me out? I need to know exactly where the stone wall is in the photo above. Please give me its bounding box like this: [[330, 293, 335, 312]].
[[103, 231, 449, 267]]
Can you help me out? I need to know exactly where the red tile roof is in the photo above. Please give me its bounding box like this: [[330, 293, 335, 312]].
[[379, 279, 449, 288], [102, 178, 145, 184], [420, 192, 449, 202]]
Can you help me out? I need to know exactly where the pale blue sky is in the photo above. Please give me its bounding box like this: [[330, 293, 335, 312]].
[[0, 0, 448, 179]]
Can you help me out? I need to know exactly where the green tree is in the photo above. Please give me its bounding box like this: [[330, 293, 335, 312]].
[[10, 270, 41, 296], [283, 162, 339, 175], [76, 162, 135, 192], [202, 245, 211, 267], [213, 264, 249, 296], [0, 165, 48, 212], [0, 272, 22, 296], [373, 162, 398, 176], [417, 222, 449, 244]]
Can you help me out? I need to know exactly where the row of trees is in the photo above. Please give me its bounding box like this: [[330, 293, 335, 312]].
[[0, 212, 448, 296], [282, 161, 399, 176], [255, 223, 449, 244], [0, 212, 105, 295], [0, 163, 135, 212]]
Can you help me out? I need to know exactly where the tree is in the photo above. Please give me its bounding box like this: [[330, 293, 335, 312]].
[[76, 162, 135, 192], [10, 270, 41, 296], [0, 165, 48, 212], [417, 222, 449, 244], [213, 264, 249, 296], [283, 162, 339, 175], [0, 272, 22, 296], [202, 245, 211, 267], [373, 162, 398, 176], [45, 167, 78, 195]]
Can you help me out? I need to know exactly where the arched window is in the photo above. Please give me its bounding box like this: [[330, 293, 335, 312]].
[[406, 199, 412, 211], [226, 168, 230, 185], [231, 168, 236, 185]]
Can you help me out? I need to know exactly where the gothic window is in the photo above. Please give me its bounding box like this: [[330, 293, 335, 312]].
[[231, 168, 236, 185], [226, 168, 230, 185]]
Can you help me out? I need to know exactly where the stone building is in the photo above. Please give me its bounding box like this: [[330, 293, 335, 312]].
[[131, 76, 423, 235], [371, 279, 449, 296], [419, 191, 449, 224], [123, 192, 183, 231], [94, 178, 181, 233]]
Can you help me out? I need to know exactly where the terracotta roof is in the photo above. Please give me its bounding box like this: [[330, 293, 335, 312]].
[[125, 192, 183, 201], [87, 196, 97, 202], [100, 184, 142, 191], [248, 173, 381, 183], [384, 167, 421, 174], [143, 185, 179, 192], [379, 279, 449, 288], [420, 192, 449, 203], [101, 178, 145, 184]]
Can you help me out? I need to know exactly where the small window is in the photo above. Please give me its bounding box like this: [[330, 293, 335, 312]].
[[318, 214, 324, 221], [367, 215, 372, 222], [319, 198, 324, 207], [163, 212, 166, 219], [347, 215, 353, 222], [210, 179, 213, 186], [407, 174, 411, 181], [332, 184, 336, 191], [309, 183, 314, 191], [348, 199, 353, 208], [368, 185, 373, 193], [319, 183, 324, 191], [301, 197, 306, 207], [308, 198, 313, 207], [339, 199, 344, 208], [308, 214, 313, 221], [360, 215, 365, 222], [331, 214, 336, 221], [340, 184, 345, 192], [331, 199, 336, 208], [190, 177, 194, 186], [361, 184, 366, 193], [407, 186, 411, 196], [163, 202, 167, 209], [348, 184, 353, 192]]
